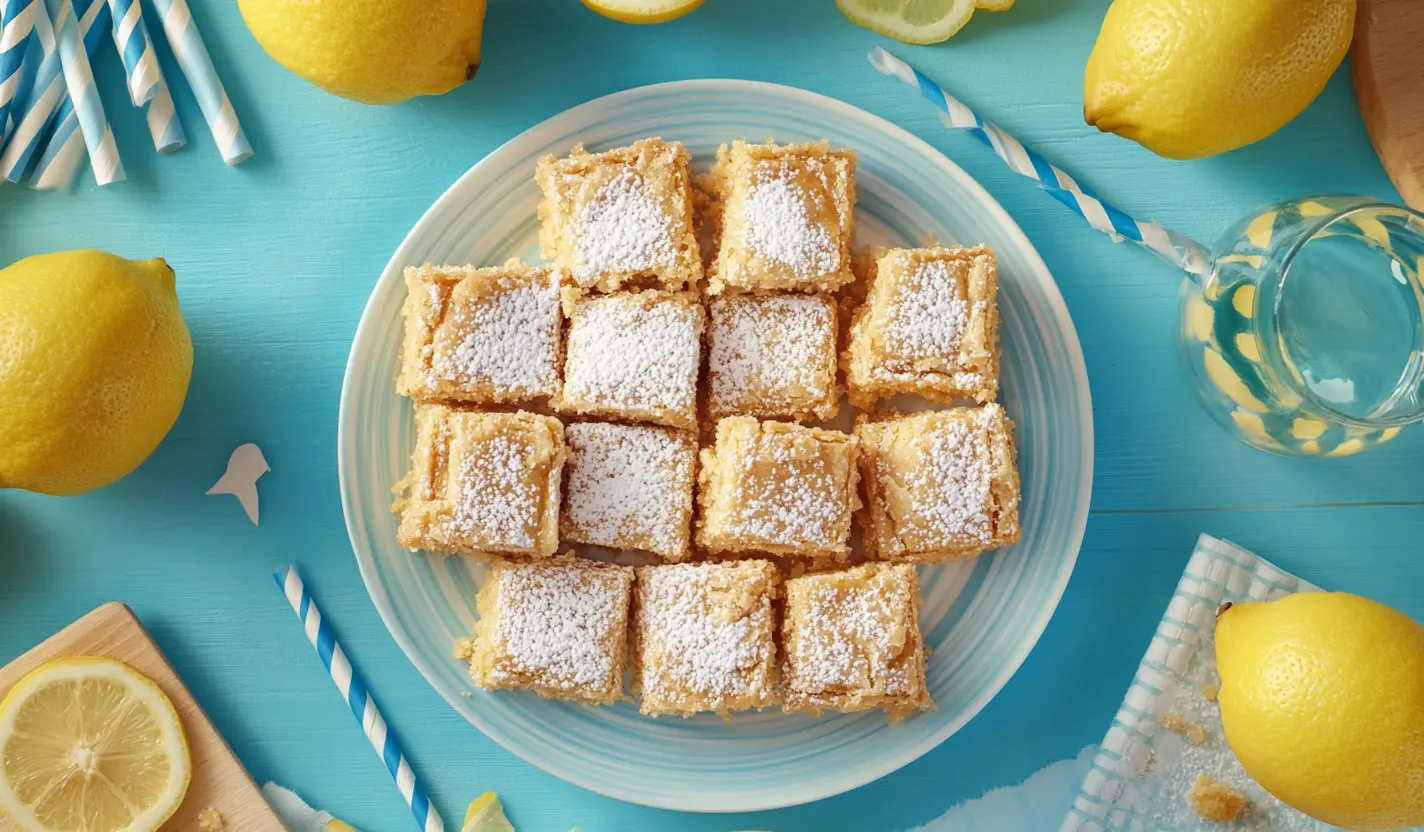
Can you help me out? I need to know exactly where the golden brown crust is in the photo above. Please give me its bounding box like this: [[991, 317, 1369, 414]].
[[632, 560, 780, 717], [468, 555, 634, 705], [854, 405, 1020, 563], [705, 140, 857, 296], [695, 417, 859, 560], [704, 292, 840, 423], [394, 405, 565, 558], [397, 262, 565, 405], [555, 290, 705, 430], [843, 246, 1000, 409], [781, 563, 932, 719], [536, 138, 702, 294]]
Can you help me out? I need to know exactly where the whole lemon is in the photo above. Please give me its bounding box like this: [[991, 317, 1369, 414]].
[[237, 0, 487, 105], [1216, 593, 1424, 830], [1084, 0, 1355, 159], [0, 251, 193, 496]]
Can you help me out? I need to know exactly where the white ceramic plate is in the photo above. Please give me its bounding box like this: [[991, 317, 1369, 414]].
[[340, 80, 1093, 812]]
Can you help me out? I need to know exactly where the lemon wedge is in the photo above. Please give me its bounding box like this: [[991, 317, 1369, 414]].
[[580, 0, 704, 24], [462, 792, 515, 832], [0, 658, 191, 832], [837, 0, 977, 43]]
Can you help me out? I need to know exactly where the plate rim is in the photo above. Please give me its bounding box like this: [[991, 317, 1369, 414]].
[[338, 78, 1095, 813]]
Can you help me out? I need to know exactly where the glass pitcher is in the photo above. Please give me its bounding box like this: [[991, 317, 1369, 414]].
[[1180, 195, 1424, 457]]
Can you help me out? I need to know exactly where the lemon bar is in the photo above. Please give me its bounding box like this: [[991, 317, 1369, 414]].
[[844, 246, 1000, 408], [695, 417, 859, 560], [467, 555, 634, 705], [632, 560, 780, 717], [855, 405, 1021, 563], [561, 422, 697, 560], [705, 140, 857, 295], [397, 262, 564, 404], [706, 293, 840, 423], [557, 290, 704, 430], [536, 138, 702, 293], [782, 563, 931, 719], [394, 405, 565, 558]]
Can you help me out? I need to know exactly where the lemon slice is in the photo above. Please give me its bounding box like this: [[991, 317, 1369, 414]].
[[836, 0, 977, 43], [976, 0, 1013, 10], [462, 792, 515, 832], [0, 658, 191, 832], [580, 0, 704, 24]]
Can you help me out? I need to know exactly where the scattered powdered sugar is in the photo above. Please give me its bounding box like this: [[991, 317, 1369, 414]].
[[487, 561, 630, 689], [729, 431, 846, 548], [564, 295, 700, 417], [787, 568, 913, 695], [452, 433, 538, 549], [901, 411, 993, 546], [708, 295, 833, 409], [883, 258, 971, 361], [433, 273, 561, 395], [739, 163, 841, 279], [638, 563, 775, 699], [564, 423, 692, 554], [572, 168, 676, 283]]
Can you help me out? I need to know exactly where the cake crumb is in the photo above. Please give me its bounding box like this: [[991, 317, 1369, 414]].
[[454, 637, 476, 660], [1189, 775, 1248, 822], [1203, 681, 1220, 701], [198, 807, 224, 832], [1160, 711, 1209, 744]]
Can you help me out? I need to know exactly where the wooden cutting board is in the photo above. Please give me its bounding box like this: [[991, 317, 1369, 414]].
[[0, 603, 285, 832], [1353, 0, 1424, 210]]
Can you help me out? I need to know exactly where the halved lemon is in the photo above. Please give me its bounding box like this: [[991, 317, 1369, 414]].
[[837, 0, 977, 43], [0, 658, 191, 832], [580, 0, 704, 24]]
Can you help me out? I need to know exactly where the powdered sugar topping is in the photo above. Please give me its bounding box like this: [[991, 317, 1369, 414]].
[[708, 295, 834, 411], [727, 427, 849, 549], [487, 561, 631, 689], [432, 272, 561, 395], [453, 433, 540, 549], [738, 162, 841, 280], [563, 294, 700, 420], [883, 257, 970, 361], [902, 410, 995, 545], [564, 423, 693, 556], [787, 567, 915, 695], [637, 563, 775, 701], [572, 168, 676, 284]]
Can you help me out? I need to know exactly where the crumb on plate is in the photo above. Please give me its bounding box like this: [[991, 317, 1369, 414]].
[[1189, 774, 1248, 822], [198, 807, 224, 832]]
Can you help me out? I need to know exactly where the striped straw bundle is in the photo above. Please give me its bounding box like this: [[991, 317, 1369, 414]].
[[867, 46, 1210, 278], [0, 0, 246, 190]]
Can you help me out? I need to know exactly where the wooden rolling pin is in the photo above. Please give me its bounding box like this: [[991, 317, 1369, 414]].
[[1353, 0, 1424, 210]]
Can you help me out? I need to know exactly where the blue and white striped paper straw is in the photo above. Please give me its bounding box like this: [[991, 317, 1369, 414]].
[[144, 81, 183, 153], [868, 46, 1210, 277], [107, 0, 159, 105], [30, 0, 108, 189], [148, 0, 249, 165], [0, 0, 38, 144], [274, 567, 445, 832], [46, 0, 122, 184], [0, 0, 59, 180]]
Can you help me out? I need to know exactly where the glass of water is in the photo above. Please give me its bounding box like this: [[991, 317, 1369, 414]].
[[1180, 195, 1424, 457]]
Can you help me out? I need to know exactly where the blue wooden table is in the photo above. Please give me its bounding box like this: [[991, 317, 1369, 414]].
[[3, 1, 1422, 829]]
